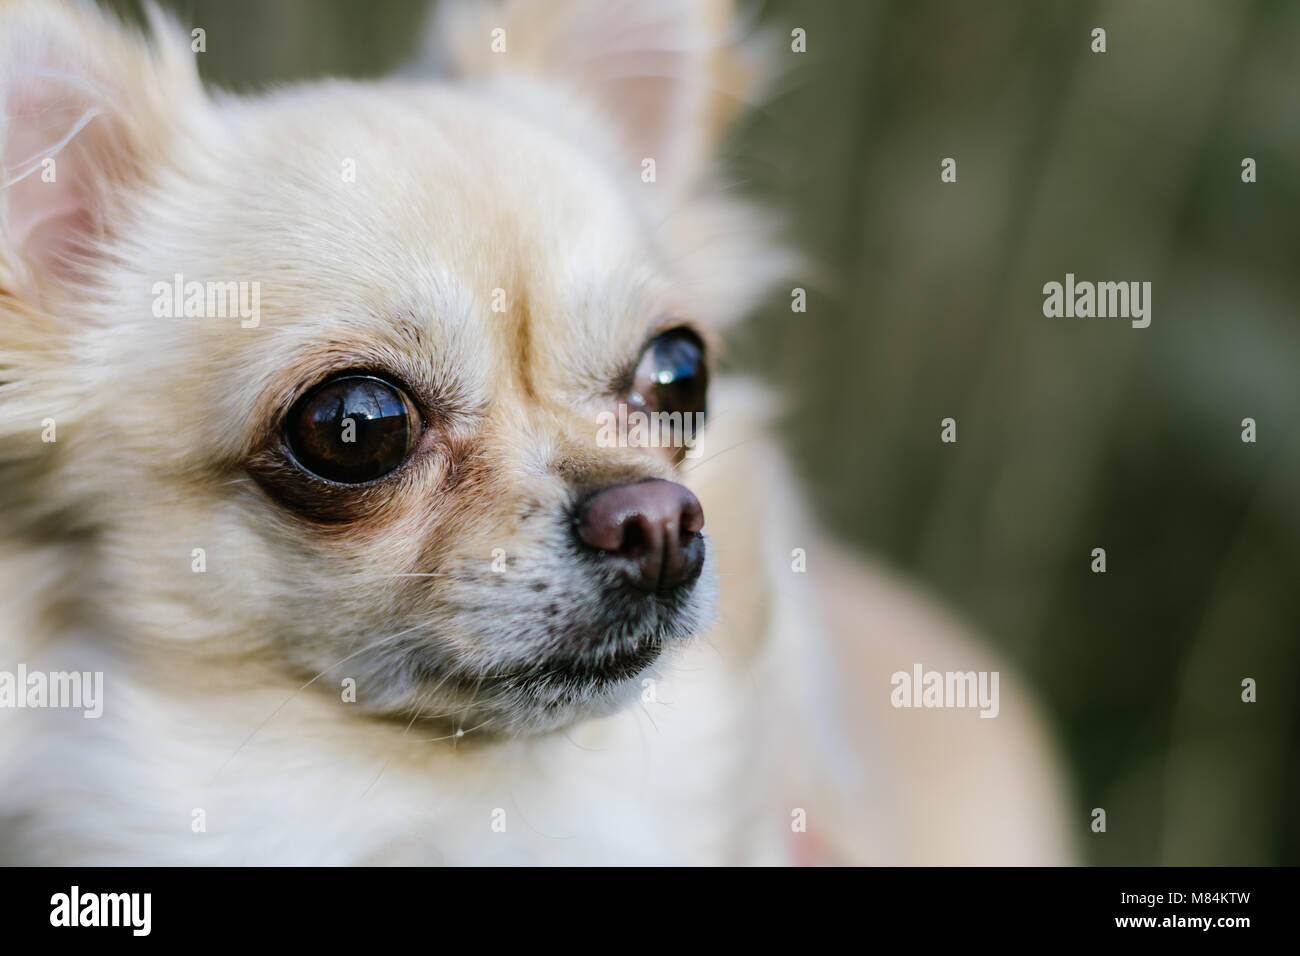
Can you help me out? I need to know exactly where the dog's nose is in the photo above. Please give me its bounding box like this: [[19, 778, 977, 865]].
[[576, 480, 705, 593]]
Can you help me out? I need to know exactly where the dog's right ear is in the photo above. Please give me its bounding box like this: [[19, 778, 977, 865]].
[[0, 1, 200, 306], [1, 3, 200, 524]]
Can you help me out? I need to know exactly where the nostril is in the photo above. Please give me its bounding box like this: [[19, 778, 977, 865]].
[[619, 515, 651, 558]]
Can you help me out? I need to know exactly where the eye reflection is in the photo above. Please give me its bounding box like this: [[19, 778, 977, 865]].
[[286, 375, 420, 484], [629, 328, 708, 419]]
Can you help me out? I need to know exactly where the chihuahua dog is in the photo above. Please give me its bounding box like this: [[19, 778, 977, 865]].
[[0, 0, 1073, 864]]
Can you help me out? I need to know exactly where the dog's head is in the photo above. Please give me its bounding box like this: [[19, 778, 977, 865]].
[[0, 0, 783, 733]]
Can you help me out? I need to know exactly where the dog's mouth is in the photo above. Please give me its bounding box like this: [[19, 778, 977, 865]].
[[475, 591, 692, 716], [388, 580, 706, 735], [499, 628, 667, 696]]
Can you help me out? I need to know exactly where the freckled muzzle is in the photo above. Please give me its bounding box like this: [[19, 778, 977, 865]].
[[383, 479, 713, 735]]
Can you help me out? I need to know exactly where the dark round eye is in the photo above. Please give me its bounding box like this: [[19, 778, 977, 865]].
[[629, 328, 708, 418], [286, 375, 421, 484]]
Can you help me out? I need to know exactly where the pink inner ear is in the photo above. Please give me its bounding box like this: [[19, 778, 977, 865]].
[[562, 3, 697, 169], [3, 77, 106, 274]]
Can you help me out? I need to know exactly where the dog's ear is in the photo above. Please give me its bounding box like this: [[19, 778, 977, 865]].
[[430, 0, 767, 196], [0, 1, 200, 304], [0, 3, 200, 524]]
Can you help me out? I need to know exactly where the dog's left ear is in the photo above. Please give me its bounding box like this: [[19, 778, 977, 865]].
[[431, 0, 767, 196]]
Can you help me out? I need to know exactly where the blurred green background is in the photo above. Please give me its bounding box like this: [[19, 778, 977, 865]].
[[117, 0, 1299, 865]]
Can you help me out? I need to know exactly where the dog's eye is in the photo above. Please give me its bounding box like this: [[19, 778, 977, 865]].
[[286, 375, 421, 484], [629, 328, 708, 418]]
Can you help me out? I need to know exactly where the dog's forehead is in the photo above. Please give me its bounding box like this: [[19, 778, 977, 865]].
[[243, 87, 651, 283], [200, 85, 675, 374], [211, 88, 659, 316]]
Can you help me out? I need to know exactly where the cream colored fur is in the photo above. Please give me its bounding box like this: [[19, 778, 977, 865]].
[[0, 0, 1073, 864]]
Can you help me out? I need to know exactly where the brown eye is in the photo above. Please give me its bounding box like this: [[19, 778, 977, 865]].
[[629, 328, 708, 418], [286, 375, 420, 484]]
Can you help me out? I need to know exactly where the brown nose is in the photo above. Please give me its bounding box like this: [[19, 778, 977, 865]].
[[575, 479, 705, 593]]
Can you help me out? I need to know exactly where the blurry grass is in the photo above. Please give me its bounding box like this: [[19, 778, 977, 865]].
[[735, 0, 1300, 865]]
